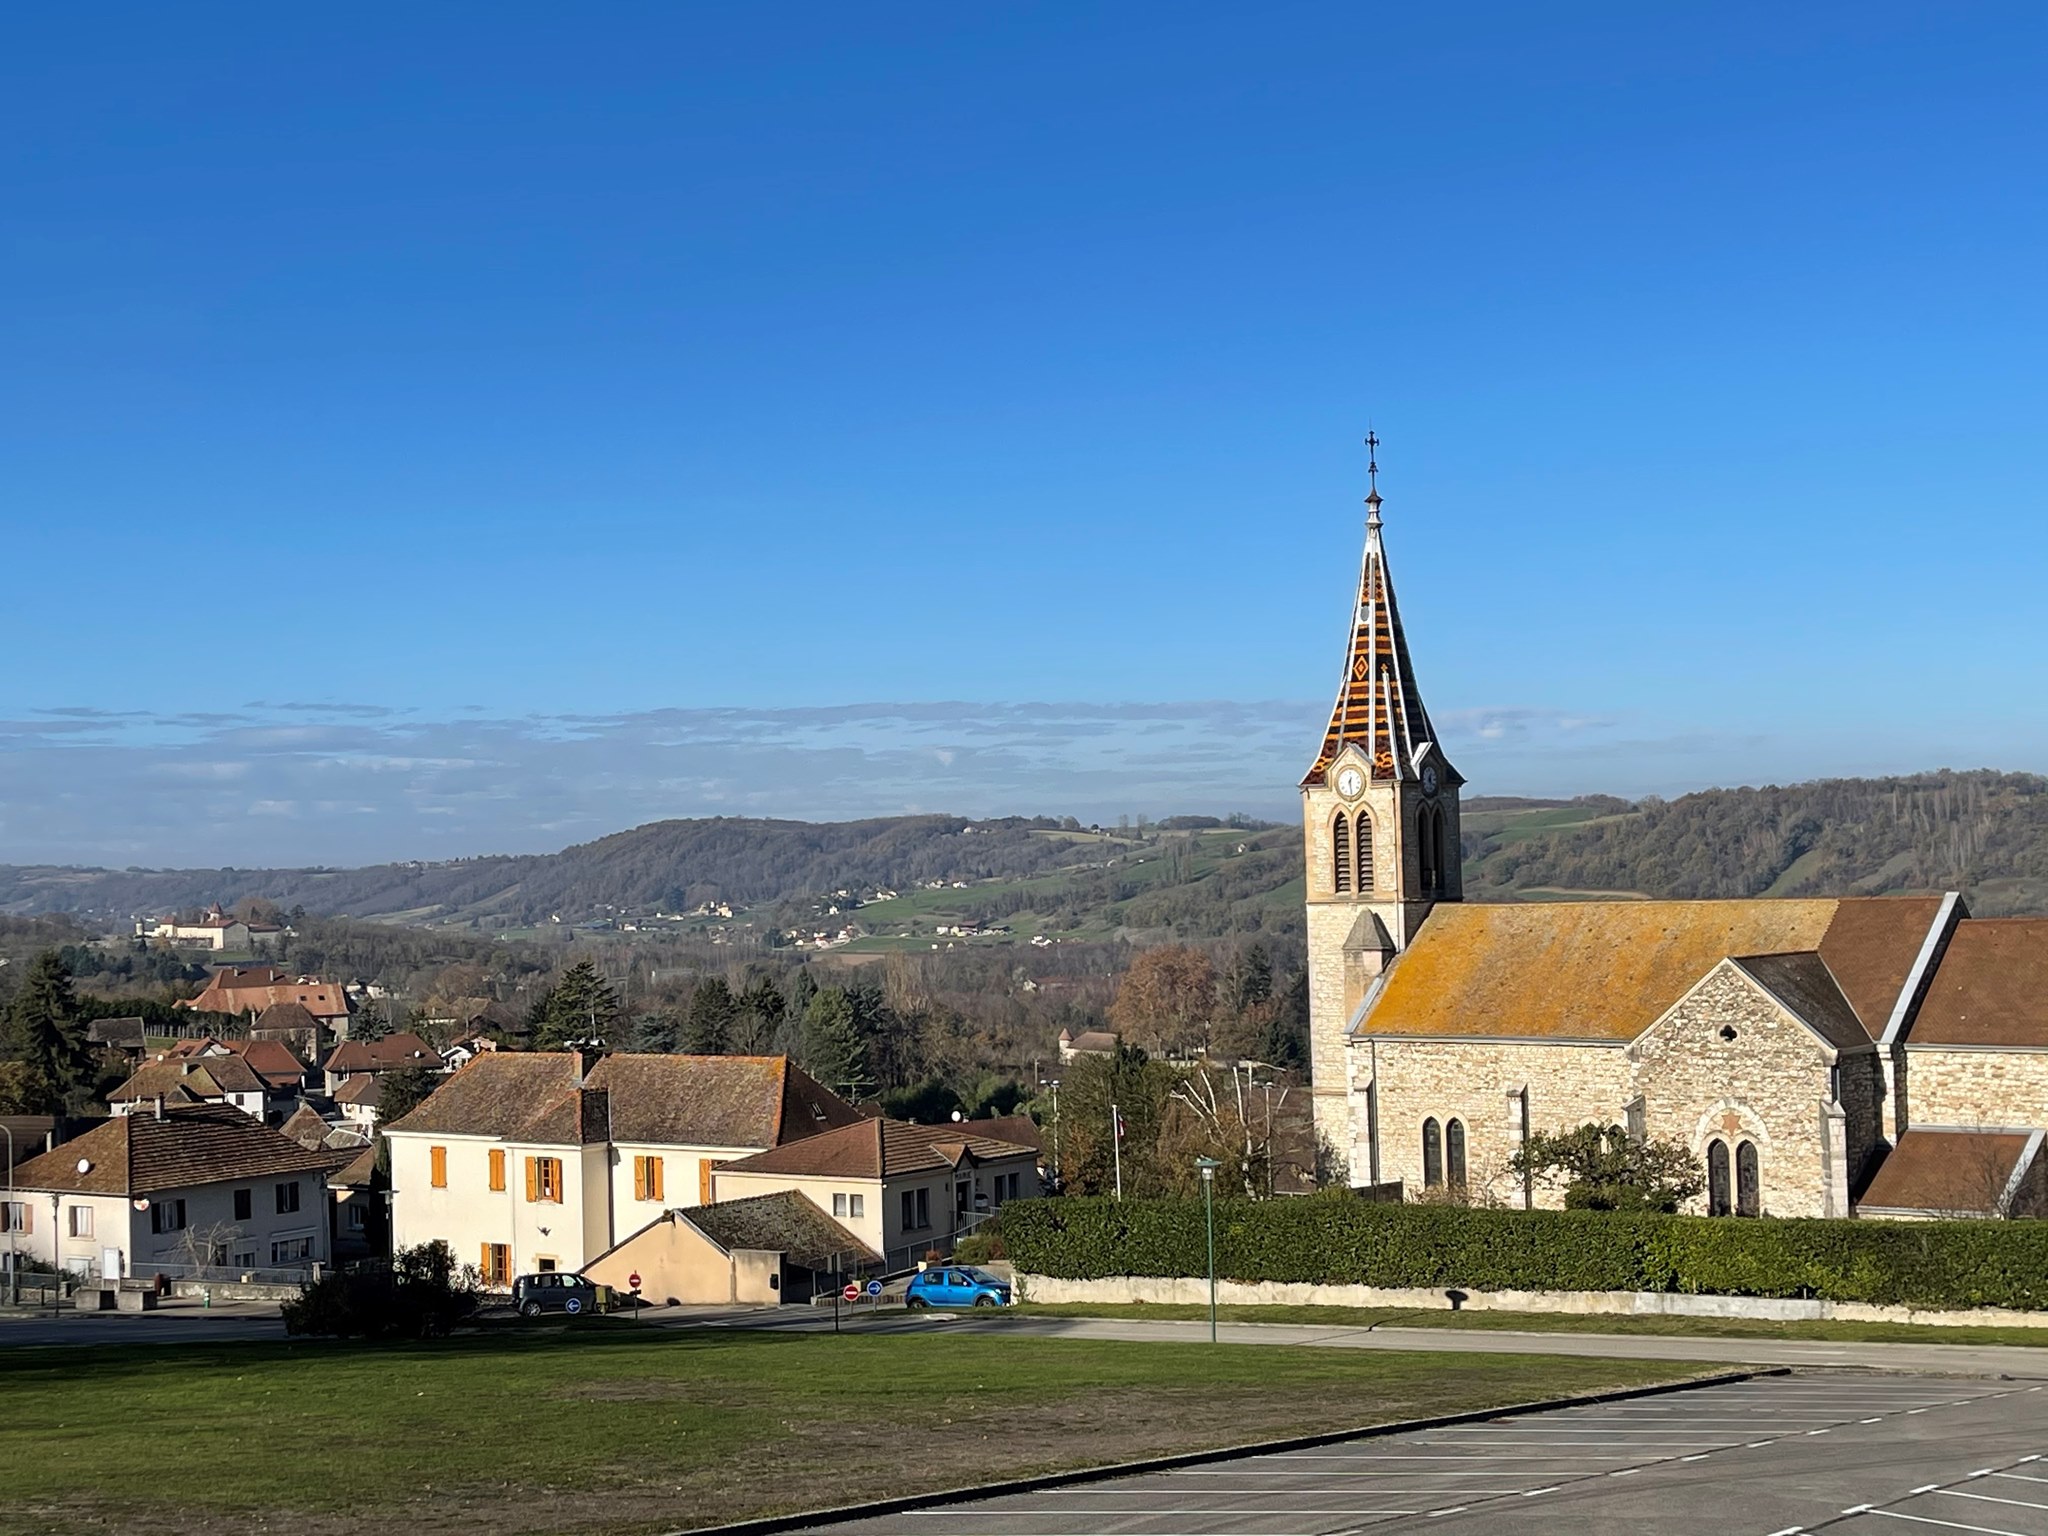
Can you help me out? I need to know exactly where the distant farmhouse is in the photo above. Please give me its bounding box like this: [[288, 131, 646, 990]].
[[135, 905, 284, 953]]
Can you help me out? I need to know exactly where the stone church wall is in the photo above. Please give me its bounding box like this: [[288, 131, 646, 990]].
[[1360, 1037, 1630, 1207], [1903, 1047, 2048, 1128], [1627, 965, 1878, 1219]]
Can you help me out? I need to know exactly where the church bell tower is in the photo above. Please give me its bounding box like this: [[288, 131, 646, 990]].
[[1300, 438, 1463, 1176]]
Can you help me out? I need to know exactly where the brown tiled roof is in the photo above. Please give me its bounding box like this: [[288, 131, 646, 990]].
[[279, 1104, 332, 1149], [254, 1001, 321, 1034], [384, 1052, 584, 1139], [225, 1037, 308, 1087], [1729, 953, 1869, 1051], [108, 1060, 228, 1106], [184, 972, 350, 1019], [332, 1073, 383, 1108], [1908, 919, 2048, 1048], [976, 1114, 1043, 1153], [717, 1117, 1038, 1181], [1063, 1031, 1120, 1054], [330, 1143, 380, 1189], [684, 1192, 881, 1268], [86, 1017, 147, 1047], [1814, 896, 1950, 1040], [1858, 1128, 2039, 1214], [585, 1054, 862, 1148], [324, 1033, 436, 1074], [10, 1104, 347, 1196], [1363, 900, 1842, 1041]]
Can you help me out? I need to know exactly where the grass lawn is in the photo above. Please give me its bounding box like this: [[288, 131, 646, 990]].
[[1015, 1300, 2048, 1347], [0, 1326, 1704, 1536]]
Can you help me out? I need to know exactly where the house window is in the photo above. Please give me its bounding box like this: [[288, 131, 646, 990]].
[[275, 1181, 301, 1215], [481, 1243, 511, 1286], [430, 1146, 448, 1189], [849, 1193, 864, 1219], [1421, 1118, 1443, 1188], [899, 1187, 930, 1231], [833, 1193, 849, 1217], [271, 1237, 314, 1264], [634, 1156, 665, 1202], [1445, 1118, 1467, 1189], [489, 1148, 506, 1192], [1332, 814, 1352, 894], [0, 1201, 28, 1234], [1707, 1139, 1732, 1216], [151, 1199, 188, 1234], [69, 1206, 92, 1239], [536, 1255, 557, 1272], [233, 1188, 253, 1221], [526, 1156, 563, 1204], [1624, 1097, 1646, 1144], [346, 1203, 366, 1230], [1736, 1141, 1761, 1218]]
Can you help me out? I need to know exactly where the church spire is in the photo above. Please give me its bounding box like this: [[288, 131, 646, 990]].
[[1301, 441, 1458, 788]]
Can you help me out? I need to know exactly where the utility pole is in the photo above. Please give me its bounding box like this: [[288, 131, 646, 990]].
[[1110, 1102, 1124, 1200]]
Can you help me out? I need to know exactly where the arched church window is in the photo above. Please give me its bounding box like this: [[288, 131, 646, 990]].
[[1707, 1139, 1731, 1216], [1417, 805, 1440, 892], [1736, 1141, 1760, 1218], [1446, 1118, 1466, 1189], [1355, 810, 1374, 893], [1332, 813, 1352, 894], [1422, 1118, 1443, 1188]]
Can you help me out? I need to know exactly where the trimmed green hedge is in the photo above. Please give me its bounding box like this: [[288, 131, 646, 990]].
[[1001, 1197, 2048, 1311]]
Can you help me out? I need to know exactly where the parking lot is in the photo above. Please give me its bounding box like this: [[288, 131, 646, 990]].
[[789, 1372, 2048, 1535]]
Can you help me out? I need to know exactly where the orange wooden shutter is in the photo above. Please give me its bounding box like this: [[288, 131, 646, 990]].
[[430, 1146, 447, 1188], [699, 1158, 712, 1204], [489, 1148, 505, 1191], [524, 1156, 538, 1202], [650, 1156, 663, 1202], [632, 1157, 647, 1201], [481, 1242, 491, 1278]]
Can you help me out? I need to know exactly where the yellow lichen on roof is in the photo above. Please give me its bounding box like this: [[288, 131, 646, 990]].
[[1360, 899, 1842, 1041]]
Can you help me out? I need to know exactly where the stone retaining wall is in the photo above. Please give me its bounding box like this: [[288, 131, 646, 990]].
[[1017, 1272, 2048, 1330]]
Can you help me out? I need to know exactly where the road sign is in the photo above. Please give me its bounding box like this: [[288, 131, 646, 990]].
[[627, 1271, 642, 1291], [865, 1279, 883, 1298], [842, 1282, 860, 1302]]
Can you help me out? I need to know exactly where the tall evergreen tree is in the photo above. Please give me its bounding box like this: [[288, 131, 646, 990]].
[[352, 997, 392, 1042], [800, 986, 873, 1101], [732, 975, 784, 1054], [4, 950, 93, 1113], [531, 960, 622, 1050], [682, 977, 737, 1054]]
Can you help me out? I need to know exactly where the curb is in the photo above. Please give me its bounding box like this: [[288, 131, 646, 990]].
[[668, 1364, 1786, 1536]]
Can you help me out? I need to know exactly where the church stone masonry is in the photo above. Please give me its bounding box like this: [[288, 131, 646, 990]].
[[1301, 453, 2048, 1220]]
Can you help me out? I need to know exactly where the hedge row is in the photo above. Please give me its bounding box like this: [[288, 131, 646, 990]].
[[1000, 1197, 2048, 1311]]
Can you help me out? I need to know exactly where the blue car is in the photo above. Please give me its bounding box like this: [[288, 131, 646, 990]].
[[905, 1266, 1013, 1309]]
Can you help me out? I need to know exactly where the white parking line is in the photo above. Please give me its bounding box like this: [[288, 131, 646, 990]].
[[1937, 1489, 2048, 1511], [1864, 1511, 2032, 1534]]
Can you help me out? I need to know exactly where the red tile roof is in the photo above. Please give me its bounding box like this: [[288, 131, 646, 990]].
[[1859, 1127, 2040, 1215], [323, 1033, 436, 1074]]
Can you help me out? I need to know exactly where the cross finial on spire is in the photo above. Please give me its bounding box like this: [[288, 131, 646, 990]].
[[1364, 429, 1383, 527]]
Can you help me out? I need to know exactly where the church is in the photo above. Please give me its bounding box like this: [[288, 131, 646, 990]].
[[1302, 456, 2048, 1220]]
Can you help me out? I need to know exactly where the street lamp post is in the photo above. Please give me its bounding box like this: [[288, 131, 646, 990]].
[[1194, 1156, 1222, 1344]]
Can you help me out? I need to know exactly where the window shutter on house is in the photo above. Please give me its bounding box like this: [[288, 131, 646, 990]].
[[481, 1242, 490, 1276], [524, 1156, 538, 1202], [699, 1159, 713, 1204], [489, 1148, 506, 1191], [650, 1156, 662, 1202], [430, 1146, 447, 1188], [633, 1157, 648, 1201]]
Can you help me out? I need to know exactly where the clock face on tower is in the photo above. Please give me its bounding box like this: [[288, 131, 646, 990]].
[[1335, 766, 1364, 800], [1422, 764, 1440, 797]]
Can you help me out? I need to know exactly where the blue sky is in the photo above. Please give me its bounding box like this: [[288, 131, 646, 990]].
[[4, 4, 2045, 865]]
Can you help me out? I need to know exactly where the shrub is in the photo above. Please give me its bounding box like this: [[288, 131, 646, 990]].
[[952, 1231, 1006, 1264], [282, 1240, 484, 1339], [1000, 1197, 2048, 1311]]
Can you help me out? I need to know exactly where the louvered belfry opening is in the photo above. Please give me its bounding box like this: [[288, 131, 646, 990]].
[[1332, 813, 1352, 894]]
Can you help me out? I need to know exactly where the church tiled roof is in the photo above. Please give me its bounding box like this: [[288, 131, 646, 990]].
[[1858, 1127, 2042, 1216], [1357, 899, 1843, 1041], [1302, 474, 1457, 789], [1908, 918, 2048, 1048]]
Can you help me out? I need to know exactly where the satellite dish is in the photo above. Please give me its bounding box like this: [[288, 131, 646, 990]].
[[950, 1110, 964, 1123], [76, 1158, 91, 1174]]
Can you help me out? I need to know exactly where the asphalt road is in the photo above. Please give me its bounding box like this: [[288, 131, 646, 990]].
[[667, 1305, 2048, 1379], [786, 1372, 2048, 1536]]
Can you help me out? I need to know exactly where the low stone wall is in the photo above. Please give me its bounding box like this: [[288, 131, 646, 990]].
[[168, 1280, 302, 1303], [1016, 1272, 2048, 1331]]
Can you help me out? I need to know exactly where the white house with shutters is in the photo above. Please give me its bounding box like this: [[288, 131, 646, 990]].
[[383, 1052, 862, 1287]]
